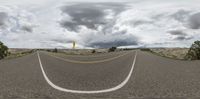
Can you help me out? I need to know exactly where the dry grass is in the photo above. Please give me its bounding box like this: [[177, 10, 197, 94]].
[[150, 48, 189, 60], [5, 49, 35, 59]]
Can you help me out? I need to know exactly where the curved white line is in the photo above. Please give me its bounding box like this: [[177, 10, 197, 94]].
[[37, 51, 137, 94]]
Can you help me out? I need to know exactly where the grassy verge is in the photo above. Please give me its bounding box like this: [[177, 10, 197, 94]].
[[5, 50, 35, 60], [140, 48, 189, 61]]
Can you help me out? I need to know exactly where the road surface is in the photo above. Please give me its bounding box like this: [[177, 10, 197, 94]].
[[0, 50, 200, 99]]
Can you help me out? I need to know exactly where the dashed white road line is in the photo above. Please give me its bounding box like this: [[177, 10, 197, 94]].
[[37, 51, 137, 94]]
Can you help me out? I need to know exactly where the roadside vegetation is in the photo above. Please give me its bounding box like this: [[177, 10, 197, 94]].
[[150, 48, 189, 60], [185, 41, 200, 60], [5, 49, 35, 59], [53, 48, 58, 53], [141, 41, 200, 60], [0, 41, 35, 60], [108, 47, 117, 52], [140, 48, 152, 52], [46, 48, 58, 53], [0, 41, 9, 59], [91, 49, 96, 53], [140, 48, 189, 60]]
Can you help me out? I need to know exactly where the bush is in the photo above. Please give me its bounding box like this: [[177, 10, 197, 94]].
[[0, 41, 9, 59], [91, 50, 96, 53], [108, 47, 117, 52], [122, 48, 135, 51], [140, 48, 151, 51], [53, 48, 58, 53], [21, 50, 35, 55], [185, 41, 200, 60], [46, 49, 51, 52]]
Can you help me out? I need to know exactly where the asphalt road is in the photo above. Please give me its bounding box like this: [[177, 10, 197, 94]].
[[0, 50, 200, 99]]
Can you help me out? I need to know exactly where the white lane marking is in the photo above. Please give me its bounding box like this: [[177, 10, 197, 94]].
[[37, 51, 137, 94]]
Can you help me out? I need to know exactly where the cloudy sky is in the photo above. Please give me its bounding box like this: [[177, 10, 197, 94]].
[[0, 0, 200, 48]]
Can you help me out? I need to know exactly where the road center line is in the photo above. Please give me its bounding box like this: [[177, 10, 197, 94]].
[[56, 51, 125, 58], [45, 52, 130, 64], [37, 51, 137, 94]]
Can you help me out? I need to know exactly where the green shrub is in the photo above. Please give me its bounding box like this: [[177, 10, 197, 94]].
[[0, 41, 9, 59], [108, 47, 117, 52], [185, 41, 200, 60], [46, 49, 51, 52], [140, 48, 151, 51], [21, 50, 34, 55], [122, 48, 135, 51], [91, 50, 96, 53], [53, 48, 58, 53]]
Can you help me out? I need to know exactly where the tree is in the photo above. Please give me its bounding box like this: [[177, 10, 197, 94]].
[[53, 48, 58, 53], [0, 41, 9, 59], [140, 48, 151, 51], [185, 41, 200, 60], [91, 49, 96, 53], [108, 47, 117, 52]]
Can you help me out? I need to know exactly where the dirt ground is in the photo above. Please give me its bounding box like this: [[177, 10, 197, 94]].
[[150, 48, 189, 60]]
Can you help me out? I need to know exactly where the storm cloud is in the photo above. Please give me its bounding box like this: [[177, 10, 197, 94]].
[[0, 12, 8, 28], [171, 9, 191, 22], [189, 12, 200, 29], [86, 34, 139, 48], [58, 2, 140, 48], [168, 30, 192, 40], [21, 25, 33, 33], [60, 3, 127, 31], [1, 0, 200, 48], [168, 30, 187, 36]]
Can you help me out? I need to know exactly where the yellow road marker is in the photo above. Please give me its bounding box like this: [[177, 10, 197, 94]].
[[72, 41, 76, 49]]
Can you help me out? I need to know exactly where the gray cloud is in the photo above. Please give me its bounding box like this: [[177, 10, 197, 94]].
[[86, 33, 139, 48], [60, 21, 80, 32], [58, 2, 139, 48], [60, 3, 127, 31], [189, 12, 200, 29], [88, 40, 138, 48], [2, 1, 200, 48], [168, 30, 192, 40], [51, 38, 74, 44], [175, 36, 192, 40], [131, 20, 153, 26], [168, 30, 187, 36], [171, 9, 191, 22], [0, 12, 8, 27], [21, 25, 33, 33]]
